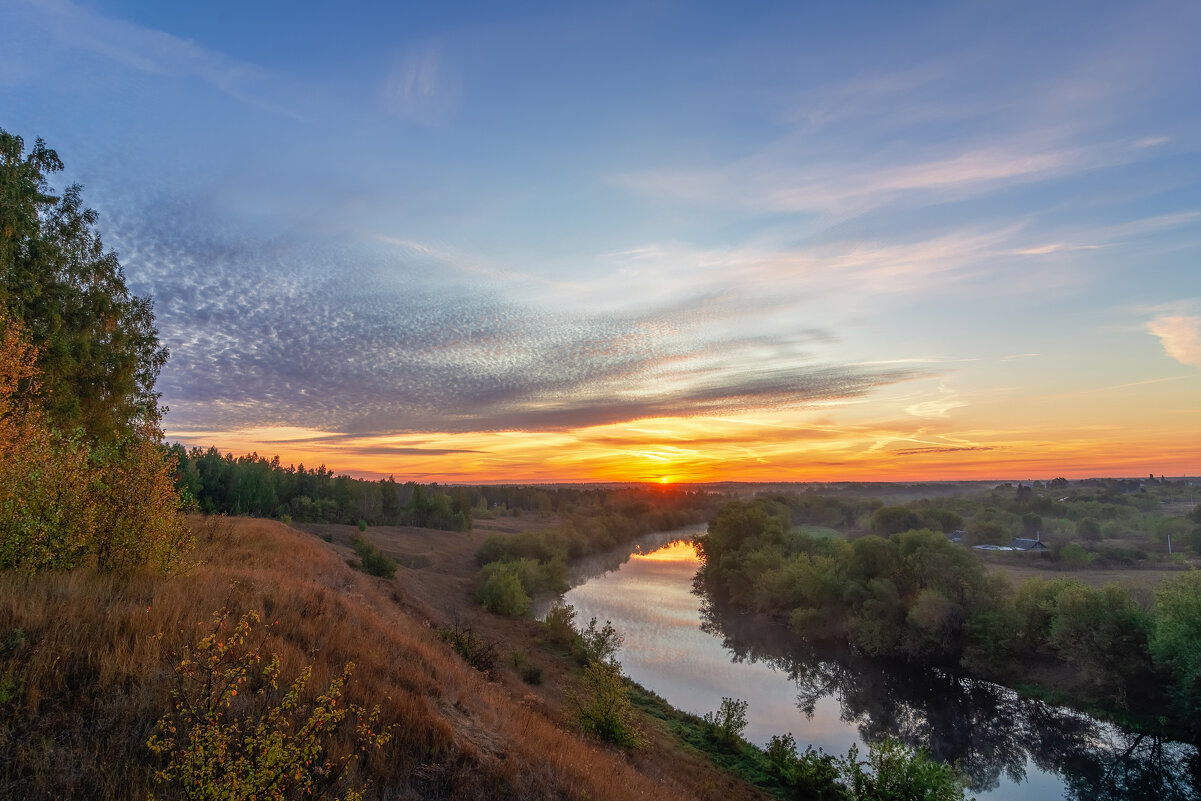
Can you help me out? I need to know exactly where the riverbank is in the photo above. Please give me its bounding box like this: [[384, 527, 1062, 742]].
[[558, 534, 1200, 801], [314, 515, 780, 800], [0, 515, 772, 800]]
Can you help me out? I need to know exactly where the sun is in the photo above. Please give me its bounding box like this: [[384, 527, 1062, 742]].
[[658, 476, 671, 484]]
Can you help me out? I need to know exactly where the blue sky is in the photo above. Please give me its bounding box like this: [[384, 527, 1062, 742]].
[[4, 0, 1200, 480]]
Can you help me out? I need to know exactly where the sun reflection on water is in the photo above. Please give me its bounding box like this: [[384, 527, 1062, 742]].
[[629, 539, 699, 563]]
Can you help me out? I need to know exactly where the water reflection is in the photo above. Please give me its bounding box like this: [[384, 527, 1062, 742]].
[[556, 535, 1199, 801], [697, 585, 1200, 800]]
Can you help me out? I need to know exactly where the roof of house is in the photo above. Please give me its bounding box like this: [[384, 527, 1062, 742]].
[[1009, 538, 1048, 550]]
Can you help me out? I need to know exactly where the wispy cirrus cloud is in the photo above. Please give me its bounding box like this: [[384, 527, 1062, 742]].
[[9, 0, 300, 118], [1148, 313, 1201, 368], [905, 383, 966, 419], [381, 46, 459, 124], [615, 135, 1156, 220]]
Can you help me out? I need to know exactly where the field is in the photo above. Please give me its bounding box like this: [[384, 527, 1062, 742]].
[[976, 550, 1190, 592], [793, 524, 843, 539]]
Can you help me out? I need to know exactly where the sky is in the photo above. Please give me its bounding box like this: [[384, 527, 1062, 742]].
[[3, 0, 1200, 483]]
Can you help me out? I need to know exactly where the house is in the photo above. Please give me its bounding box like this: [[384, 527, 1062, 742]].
[[947, 530, 965, 543], [1009, 537, 1048, 551]]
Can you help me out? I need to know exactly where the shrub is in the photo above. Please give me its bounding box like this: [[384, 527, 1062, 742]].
[[351, 538, 397, 579], [439, 621, 500, 677], [577, 616, 623, 666], [476, 562, 532, 617], [572, 661, 643, 748], [146, 608, 390, 801], [1053, 542, 1092, 567], [0, 315, 192, 574], [840, 738, 967, 801], [765, 733, 848, 801], [702, 696, 749, 746], [543, 600, 578, 648], [356, 519, 367, 532]]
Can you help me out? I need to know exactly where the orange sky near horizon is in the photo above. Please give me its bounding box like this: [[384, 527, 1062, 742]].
[[165, 344, 1201, 485], [167, 394, 1201, 485]]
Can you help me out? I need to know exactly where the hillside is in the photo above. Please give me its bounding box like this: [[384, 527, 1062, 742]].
[[0, 515, 769, 801]]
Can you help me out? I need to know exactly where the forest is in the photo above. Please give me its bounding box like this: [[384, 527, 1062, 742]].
[[696, 489, 1201, 741]]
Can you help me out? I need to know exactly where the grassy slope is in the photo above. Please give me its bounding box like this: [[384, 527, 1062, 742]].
[[0, 516, 771, 801]]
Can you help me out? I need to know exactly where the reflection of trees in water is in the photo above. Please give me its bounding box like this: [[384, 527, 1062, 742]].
[[697, 588, 1199, 800]]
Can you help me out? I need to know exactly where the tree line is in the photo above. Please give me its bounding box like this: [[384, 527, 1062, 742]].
[[168, 446, 472, 531], [697, 497, 1201, 742]]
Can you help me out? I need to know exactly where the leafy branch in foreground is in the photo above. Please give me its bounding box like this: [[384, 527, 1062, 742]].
[[147, 608, 391, 801]]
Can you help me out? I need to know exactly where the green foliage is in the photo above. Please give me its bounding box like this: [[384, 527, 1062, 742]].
[[172, 452, 473, 531], [471, 490, 715, 614], [1, 128, 167, 442], [1150, 571, 1201, 733], [475, 562, 531, 617], [355, 519, 367, 532], [1047, 582, 1154, 706], [702, 696, 749, 746], [841, 738, 968, 801], [1052, 541, 1092, 567], [147, 608, 390, 801], [871, 506, 923, 536], [542, 600, 578, 648], [577, 616, 623, 666], [794, 524, 843, 539], [351, 538, 397, 579], [698, 490, 1201, 730], [765, 734, 850, 801], [764, 733, 969, 801], [1077, 517, 1101, 540], [572, 661, 644, 748]]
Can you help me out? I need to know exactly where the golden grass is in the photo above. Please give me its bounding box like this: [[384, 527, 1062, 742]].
[[0, 516, 696, 800]]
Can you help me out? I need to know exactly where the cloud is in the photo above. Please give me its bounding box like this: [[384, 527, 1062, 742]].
[[905, 383, 966, 419], [12, 0, 299, 117], [618, 143, 1082, 218], [1148, 314, 1201, 368], [381, 47, 458, 123], [1134, 135, 1170, 148], [895, 446, 995, 456], [116, 215, 919, 438]]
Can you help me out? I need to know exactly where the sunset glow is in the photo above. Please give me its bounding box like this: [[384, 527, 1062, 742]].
[[5, 1, 1199, 483]]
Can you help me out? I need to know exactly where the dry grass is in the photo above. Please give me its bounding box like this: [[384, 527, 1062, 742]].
[[0, 516, 697, 800]]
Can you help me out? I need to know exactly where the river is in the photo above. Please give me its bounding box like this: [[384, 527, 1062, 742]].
[[542, 527, 1199, 801]]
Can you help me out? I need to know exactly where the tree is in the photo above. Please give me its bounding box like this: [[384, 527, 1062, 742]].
[[1149, 571, 1201, 734], [870, 506, 922, 536], [1048, 583, 1154, 706], [841, 739, 968, 801], [1, 128, 167, 442], [0, 312, 190, 573], [702, 696, 749, 745], [475, 562, 531, 617], [572, 661, 643, 747]]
